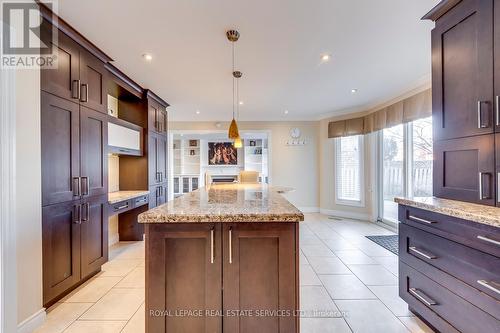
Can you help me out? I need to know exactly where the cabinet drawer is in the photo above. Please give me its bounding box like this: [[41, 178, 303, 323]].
[[400, 224, 500, 319], [399, 205, 500, 257], [110, 199, 132, 214], [134, 195, 149, 207], [399, 262, 500, 333]]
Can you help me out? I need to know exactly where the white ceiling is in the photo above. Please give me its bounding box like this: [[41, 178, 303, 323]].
[[57, 0, 439, 121]]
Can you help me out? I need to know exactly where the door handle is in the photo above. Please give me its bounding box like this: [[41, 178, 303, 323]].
[[498, 172, 500, 203], [210, 228, 215, 264], [477, 101, 489, 128], [73, 177, 81, 196], [478, 172, 491, 200], [114, 203, 129, 211], [496, 96, 499, 126], [409, 288, 437, 307], [81, 177, 90, 196], [82, 202, 90, 222], [73, 204, 81, 224], [80, 83, 89, 102], [477, 280, 500, 296], [409, 246, 437, 260], [71, 80, 81, 99], [228, 227, 233, 264]]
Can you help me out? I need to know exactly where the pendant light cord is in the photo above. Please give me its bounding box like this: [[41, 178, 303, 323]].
[[232, 42, 235, 119]]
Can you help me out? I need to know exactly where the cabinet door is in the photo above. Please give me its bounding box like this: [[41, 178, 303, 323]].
[[79, 49, 107, 114], [80, 106, 108, 198], [223, 223, 298, 333], [148, 100, 168, 135], [40, 21, 81, 102], [434, 134, 495, 206], [145, 223, 222, 333], [148, 132, 168, 185], [148, 184, 167, 208], [42, 201, 81, 306], [432, 0, 494, 140], [41, 92, 80, 206], [80, 195, 108, 278], [494, 2, 500, 132]]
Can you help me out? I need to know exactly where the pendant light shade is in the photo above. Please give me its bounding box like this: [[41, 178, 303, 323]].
[[228, 118, 240, 139], [233, 137, 243, 148]]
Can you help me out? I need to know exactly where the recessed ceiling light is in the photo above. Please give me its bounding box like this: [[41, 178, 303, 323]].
[[351, 89, 358, 93], [321, 53, 331, 62], [284, 110, 289, 114], [142, 53, 153, 61], [239, 101, 244, 105], [196, 110, 200, 114]]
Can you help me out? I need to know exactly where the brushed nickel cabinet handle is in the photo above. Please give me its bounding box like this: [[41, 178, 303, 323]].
[[73, 177, 81, 196], [479, 172, 484, 200], [477, 101, 483, 128], [496, 96, 499, 126], [80, 83, 88, 102], [82, 202, 90, 222], [114, 203, 129, 211], [477, 235, 500, 246], [210, 228, 214, 264], [71, 80, 81, 99], [409, 246, 437, 260], [81, 176, 90, 196], [73, 204, 81, 224], [498, 172, 500, 203], [229, 227, 233, 264], [409, 288, 437, 306], [477, 280, 500, 295], [408, 215, 435, 225]]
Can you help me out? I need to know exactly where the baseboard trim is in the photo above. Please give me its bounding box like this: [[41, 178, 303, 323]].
[[298, 207, 320, 213], [319, 208, 371, 222], [17, 308, 46, 333]]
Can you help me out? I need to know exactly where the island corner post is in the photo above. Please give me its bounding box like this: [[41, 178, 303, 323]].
[[139, 184, 303, 333]]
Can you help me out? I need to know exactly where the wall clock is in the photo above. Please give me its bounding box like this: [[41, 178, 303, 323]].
[[290, 127, 301, 139]]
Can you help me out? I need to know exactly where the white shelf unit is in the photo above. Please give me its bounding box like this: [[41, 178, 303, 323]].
[[173, 139, 201, 196], [244, 139, 269, 183]]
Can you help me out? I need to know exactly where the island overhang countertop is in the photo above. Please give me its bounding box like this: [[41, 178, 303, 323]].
[[138, 183, 304, 223]]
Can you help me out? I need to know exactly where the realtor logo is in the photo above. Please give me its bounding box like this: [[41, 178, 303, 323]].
[[1, 0, 58, 68]]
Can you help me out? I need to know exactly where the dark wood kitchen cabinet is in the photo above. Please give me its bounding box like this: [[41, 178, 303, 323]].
[[497, 133, 500, 206], [80, 106, 108, 198], [148, 132, 168, 186], [146, 90, 169, 135], [223, 223, 297, 333], [425, 0, 500, 205], [42, 201, 81, 306], [41, 92, 108, 206], [146, 223, 222, 333], [145, 222, 298, 333], [148, 183, 168, 209], [431, 0, 494, 141], [79, 49, 108, 114], [433, 134, 495, 206], [80, 195, 108, 279], [41, 92, 80, 206]]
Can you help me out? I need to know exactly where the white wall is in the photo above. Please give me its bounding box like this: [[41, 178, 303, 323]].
[[170, 121, 320, 210], [16, 67, 44, 327]]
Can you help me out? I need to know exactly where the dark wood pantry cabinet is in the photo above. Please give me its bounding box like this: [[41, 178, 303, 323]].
[[38, 1, 172, 307], [427, 0, 500, 206]]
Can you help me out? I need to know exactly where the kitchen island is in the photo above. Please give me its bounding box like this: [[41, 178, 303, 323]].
[[138, 183, 304, 333]]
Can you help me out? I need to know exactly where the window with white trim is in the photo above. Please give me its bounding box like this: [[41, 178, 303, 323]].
[[335, 135, 364, 206]]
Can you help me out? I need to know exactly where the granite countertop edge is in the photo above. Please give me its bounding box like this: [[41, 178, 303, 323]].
[[108, 190, 150, 204], [394, 197, 500, 228]]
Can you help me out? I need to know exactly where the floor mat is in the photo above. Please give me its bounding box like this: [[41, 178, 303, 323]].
[[365, 235, 398, 255]]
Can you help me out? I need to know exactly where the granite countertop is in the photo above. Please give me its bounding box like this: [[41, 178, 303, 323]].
[[394, 197, 500, 228], [138, 183, 304, 223], [108, 190, 150, 204]]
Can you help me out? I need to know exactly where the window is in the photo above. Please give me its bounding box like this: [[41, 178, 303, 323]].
[[335, 135, 364, 206], [378, 116, 433, 224]]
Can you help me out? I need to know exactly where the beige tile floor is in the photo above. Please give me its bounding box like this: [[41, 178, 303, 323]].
[[34, 213, 433, 333]]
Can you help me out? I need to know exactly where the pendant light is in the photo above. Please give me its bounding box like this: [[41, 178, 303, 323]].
[[227, 30, 240, 140], [233, 70, 243, 148]]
